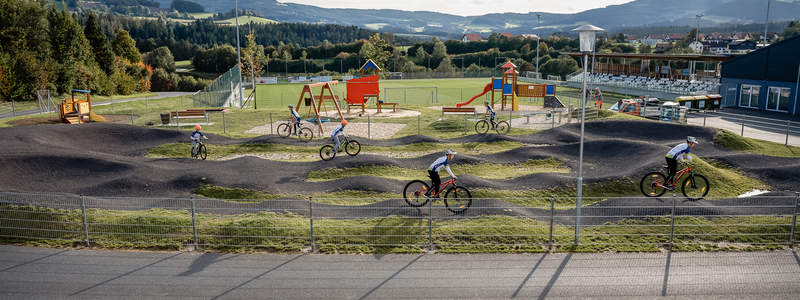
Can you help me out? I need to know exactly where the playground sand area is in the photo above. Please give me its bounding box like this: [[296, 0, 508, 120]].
[[319, 108, 420, 119], [247, 121, 406, 139]]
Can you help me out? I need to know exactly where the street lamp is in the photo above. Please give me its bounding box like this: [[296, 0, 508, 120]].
[[536, 14, 542, 78], [235, 0, 243, 107], [764, 0, 771, 46], [572, 24, 605, 245]]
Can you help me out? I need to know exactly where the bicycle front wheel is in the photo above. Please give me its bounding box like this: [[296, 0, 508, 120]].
[[345, 140, 361, 156], [444, 186, 472, 214], [277, 123, 291, 138], [682, 174, 709, 200], [640, 172, 667, 197], [199, 144, 207, 160], [298, 127, 314, 142], [475, 120, 490, 134], [319, 145, 336, 161], [403, 180, 430, 207], [495, 121, 510, 135]]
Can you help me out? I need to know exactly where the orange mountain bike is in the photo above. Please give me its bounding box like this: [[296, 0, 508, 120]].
[[640, 163, 709, 200], [403, 178, 472, 213]]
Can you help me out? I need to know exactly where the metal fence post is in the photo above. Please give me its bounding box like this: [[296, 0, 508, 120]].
[[741, 116, 745, 136], [428, 198, 433, 251], [568, 105, 573, 123], [703, 110, 707, 127], [191, 198, 198, 249], [367, 114, 371, 139], [11, 99, 16, 117], [464, 113, 468, 135], [417, 114, 421, 136], [790, 192, 799, 245], [130, 111, 134, 125], [404, 88, 407, 104], [110, 96, 114, 113], [222, 111, 227, 134], [176, 110, 180, 131], [786, 120, 791, 146], [309, 196, 315, 252], [551, 110, 555, 128], [508, 109, 512, 130], [669, 195, 677, 250], [180, 95, 183, 108], [269, 112, 273, 135], [549, 196, 555, 250], [80, 195, 89, 247]]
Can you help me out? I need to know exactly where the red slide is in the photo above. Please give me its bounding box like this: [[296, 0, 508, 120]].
[[456, 83, 493, 108]]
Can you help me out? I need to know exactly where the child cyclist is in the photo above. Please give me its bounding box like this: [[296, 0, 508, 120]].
[[665, 136, 698, 188], [190, 125, 208, 156], [427, 149, 457, 198], [289, 104, 302, 135], [331, 120, 348, 152], [484, 100, 495, 125]]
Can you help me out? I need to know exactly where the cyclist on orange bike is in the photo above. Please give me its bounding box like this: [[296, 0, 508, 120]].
[[427, 149, 457, 197], [665, 136, 698, 189]]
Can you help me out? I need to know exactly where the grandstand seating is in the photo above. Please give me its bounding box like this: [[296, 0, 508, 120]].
[[567, 72, 720, 95]]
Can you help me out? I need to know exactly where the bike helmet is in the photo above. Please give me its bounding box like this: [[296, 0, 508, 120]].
[[445, 149, 457, 155], [484, 100, 489, 105], [341, 120, 348, 125], [687, 136, 699, 144], [288, 104, 294, 109], [194, 125, 202, 130]]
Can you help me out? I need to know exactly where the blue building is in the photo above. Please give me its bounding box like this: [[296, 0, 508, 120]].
[[719, 35, 800, 116]]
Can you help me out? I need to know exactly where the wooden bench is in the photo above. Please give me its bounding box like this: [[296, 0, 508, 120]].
[[170, 110, 207, 119], [376, 102, 398, 113], [441, 107, 476, 119]]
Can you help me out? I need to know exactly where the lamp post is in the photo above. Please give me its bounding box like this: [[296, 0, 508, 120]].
[[536, 14, 542, 78], [764, 0, 771, 46], [235, 0, 243, 107], [572, 24, 604, 245]]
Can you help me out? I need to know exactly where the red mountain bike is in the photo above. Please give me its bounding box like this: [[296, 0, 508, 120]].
[[403, 178, 472, 213], [640, 163, 710, 200]]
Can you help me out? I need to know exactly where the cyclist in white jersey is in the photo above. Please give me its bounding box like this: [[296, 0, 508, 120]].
[[289, 105, 301, 134], [665, 136, 698, 187], [427, 149, 457, 197]]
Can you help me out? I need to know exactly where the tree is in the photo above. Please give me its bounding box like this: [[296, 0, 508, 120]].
[[540, 55, 579, 79], [358, 33, 390, 69], [144, 46, 175, 72], [242, 33, 266, 78], [83, 12, 115, 75], [782, 20, 800, 40], [112, 30, 141, 63], [434, 56, 456, 73], [415, 46, 429, 59], [639, 44, 652, 54], [431, 37, 447, 59], [465, 63, 484, 73]]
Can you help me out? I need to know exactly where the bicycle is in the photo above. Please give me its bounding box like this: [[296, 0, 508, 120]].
[[474, 115, 510, 135], [640, 162, 710, 200], [190, 139, 207, 160], [403, 178, 472, 213], [277, 120, 314, 142], [319, 134, 361, 161]]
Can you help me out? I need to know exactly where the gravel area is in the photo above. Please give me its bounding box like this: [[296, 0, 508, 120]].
[[246, 122, 407, 139]]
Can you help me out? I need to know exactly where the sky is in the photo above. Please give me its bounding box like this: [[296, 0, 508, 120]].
[[279, 0, 636, 16]]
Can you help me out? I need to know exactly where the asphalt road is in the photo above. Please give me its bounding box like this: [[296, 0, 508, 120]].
[[2, 245, 800, 299]]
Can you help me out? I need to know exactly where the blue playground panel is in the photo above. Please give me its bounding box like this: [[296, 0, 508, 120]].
[[493, 79, 503, 90], [306, 118, 330, 123], [503, 84, 514, 95], [545, 85, 555, 96]]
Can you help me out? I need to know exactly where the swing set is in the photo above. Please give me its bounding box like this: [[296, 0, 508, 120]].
[[294, 81, 347, 134]]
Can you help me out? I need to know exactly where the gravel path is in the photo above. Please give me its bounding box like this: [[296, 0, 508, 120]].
[[246, 122, 407, 139]]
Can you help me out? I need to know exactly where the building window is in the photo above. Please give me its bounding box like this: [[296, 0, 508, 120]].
[[767, 87, 791, 112], [739, 84, 760, 108]]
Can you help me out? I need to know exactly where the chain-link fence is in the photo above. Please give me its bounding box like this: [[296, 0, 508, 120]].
[[2, 191, 798, 252], [192, 65, 253, 108]]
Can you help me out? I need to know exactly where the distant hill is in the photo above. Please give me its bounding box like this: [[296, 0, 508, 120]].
[[151, 0, 800, 37]]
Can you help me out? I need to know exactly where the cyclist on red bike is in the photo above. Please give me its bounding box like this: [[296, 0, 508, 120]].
[[427, 149, 457, 197], [665, 136, 698, 188]]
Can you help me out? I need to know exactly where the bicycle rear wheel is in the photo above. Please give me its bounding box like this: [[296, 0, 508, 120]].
[[681, 174, 709, 200], [640, 172, 667, 197], [444, 186, 472, 214], [495, 121, 510, 135], [345, 140, 361, 156], [320, 145, 336, 161], [277, 123, 291, 138], [475, 120, 490, 134], [403, 180, 430, 207], [199, 144, 207, 160], [298, 127, 314, 142]]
